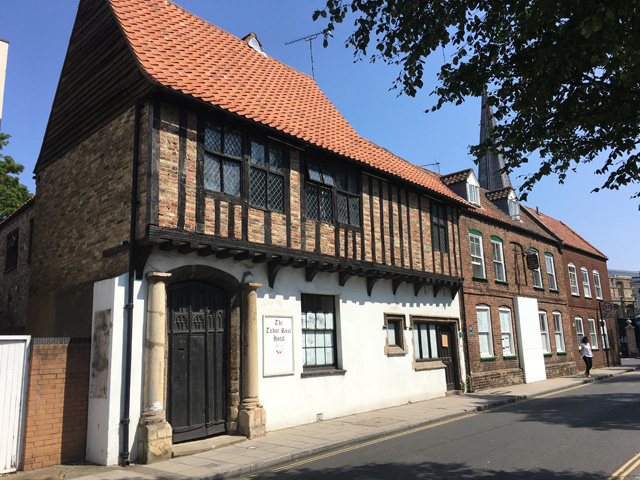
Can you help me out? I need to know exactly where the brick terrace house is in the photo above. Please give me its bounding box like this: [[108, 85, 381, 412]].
[[527, 207, 620, 370], [437, 94, 584, 390], [441, 171, 579, 389], [27, 0, 471, 465], [0, 195, 34, 334]]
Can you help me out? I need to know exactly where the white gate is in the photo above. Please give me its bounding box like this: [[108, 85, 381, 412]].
[[0, 336, 30, 473]]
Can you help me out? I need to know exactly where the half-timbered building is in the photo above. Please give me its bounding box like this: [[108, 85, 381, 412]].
[[27, 0, 468, 465]]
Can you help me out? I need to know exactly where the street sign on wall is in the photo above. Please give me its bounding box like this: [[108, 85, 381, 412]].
[[600, 302, 616, 318]]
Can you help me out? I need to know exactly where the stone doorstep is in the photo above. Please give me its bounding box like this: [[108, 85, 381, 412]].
[[171, 434, 247, 458]]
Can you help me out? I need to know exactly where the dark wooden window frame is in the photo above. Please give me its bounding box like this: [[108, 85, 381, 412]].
[[303, 155, 361, 227], [204, 121, 243, 197], [431, 202, 448, 253], [301, 293, 339, 371], [248, 135, 288, 213], [5, 228, 19, 272]]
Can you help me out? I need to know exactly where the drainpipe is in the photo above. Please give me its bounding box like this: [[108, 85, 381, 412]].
[[455, 208, 473, 392], [120, 103, 141, 466]]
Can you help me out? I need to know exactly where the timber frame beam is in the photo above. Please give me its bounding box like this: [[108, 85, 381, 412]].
[[148, 225, 463, 296]]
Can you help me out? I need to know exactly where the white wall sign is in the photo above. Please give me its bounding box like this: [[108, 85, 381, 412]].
[[263, 316, 294, 376]]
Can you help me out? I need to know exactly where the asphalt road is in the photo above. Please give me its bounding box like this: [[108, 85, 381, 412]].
[[250, 371, 640, 479]]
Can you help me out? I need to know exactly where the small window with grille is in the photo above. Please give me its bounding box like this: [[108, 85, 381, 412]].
[[249, 140, 286, 212], [204, 122, 242, 196], [5, 229, 19, 272]]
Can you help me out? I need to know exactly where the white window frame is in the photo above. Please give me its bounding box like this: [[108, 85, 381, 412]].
[[469, 232, 486, 278], [467, 182, 480, 206], [499, 308, 515, 356], [491, 237, 506, 282], [476, 306, 494, 357], [575, 316, 584, 345], [593, 270, 603, 300], [588, 317, 599, 349], [545, 253, 558, 291], [539, 311, 551, 353], [581, 267, 592, 298], [508, 195, 521, 221], [553, 312, 565, 353], [601, 319, 610, 350], [568, 263, 579, 296], [529, 249, 543, 288]]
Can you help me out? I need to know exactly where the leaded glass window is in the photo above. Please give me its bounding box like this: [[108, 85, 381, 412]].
[[305, 158, 361, 226], [431, 202, 448, 252], [204, 122, 242, 196], [249, 140, 286, 212], [302, 294, 337, 368]]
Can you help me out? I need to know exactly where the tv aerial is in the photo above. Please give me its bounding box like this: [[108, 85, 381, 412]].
[[285, 31, 326, 80]]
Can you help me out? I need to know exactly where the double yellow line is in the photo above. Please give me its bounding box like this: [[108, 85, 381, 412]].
[[610, 452, 640, 479], [241, 412, 478, 478]]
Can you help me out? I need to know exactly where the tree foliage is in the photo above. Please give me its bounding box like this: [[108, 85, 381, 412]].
[[0, 133, 32, 221], [314, 0, 640, 199]]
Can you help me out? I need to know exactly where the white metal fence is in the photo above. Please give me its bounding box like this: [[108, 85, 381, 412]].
[[0, 336, 30, 473]]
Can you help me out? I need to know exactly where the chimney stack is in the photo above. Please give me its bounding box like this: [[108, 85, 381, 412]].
[[0, 38, 9, 130]]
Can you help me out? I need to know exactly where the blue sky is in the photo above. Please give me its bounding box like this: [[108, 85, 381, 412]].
[[1, 1, 638, 269]]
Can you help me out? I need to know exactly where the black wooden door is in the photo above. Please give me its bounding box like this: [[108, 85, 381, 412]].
[[167, 281, 227, 443], [437, 324, 459, 391]]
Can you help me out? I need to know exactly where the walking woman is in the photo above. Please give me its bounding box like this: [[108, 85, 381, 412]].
[[579, 336, 593, 378]]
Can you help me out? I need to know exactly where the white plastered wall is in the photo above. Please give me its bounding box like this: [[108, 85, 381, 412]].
[[513, 296, 546, 383], [86, 275, 145, 465], [145, 250, 464, 433]]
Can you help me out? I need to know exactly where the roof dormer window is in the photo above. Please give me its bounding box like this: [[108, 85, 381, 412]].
[[467, 183, 480, 206], [508, 191, 520, 221], [466, 172, 481, 206]]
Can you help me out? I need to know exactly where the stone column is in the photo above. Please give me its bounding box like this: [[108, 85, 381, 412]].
[[626, 319, 639, 357], [137, 272, 173, 464], [238, 282, 266, 438]]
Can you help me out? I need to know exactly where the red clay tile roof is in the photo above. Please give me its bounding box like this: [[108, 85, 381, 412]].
[[108, 0, 463, 203], [441, 169, 473, 185], [0, 195, 35, 229], [485, 187, 513, 201], [523, 206, 607, 258]]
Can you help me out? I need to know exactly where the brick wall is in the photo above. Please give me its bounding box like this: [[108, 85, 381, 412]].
[[459, 210, 580, 389], [560, 249, 619, 368], [154, 100, 461, 279], [22, 339, 90, 470], [28, 105, 148, 336], [0, 198, 35, 334]]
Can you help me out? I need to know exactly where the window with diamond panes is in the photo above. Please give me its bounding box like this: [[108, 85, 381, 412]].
[[301, 294, 337, 368], [249, 140, 285, 212], [335, 168, 360, 226], [431, 202, 448, 252], [204, 122, 242, 196], [304, 158, 334, 223]]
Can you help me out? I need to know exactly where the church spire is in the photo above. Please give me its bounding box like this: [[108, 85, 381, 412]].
[[478, 87, 512, 191]]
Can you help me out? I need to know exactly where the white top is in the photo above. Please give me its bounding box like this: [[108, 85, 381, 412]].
[[580, 342, 593, 358]]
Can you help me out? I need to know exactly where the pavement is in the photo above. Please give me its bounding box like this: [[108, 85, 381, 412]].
[[8, 358, 640, 480]]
